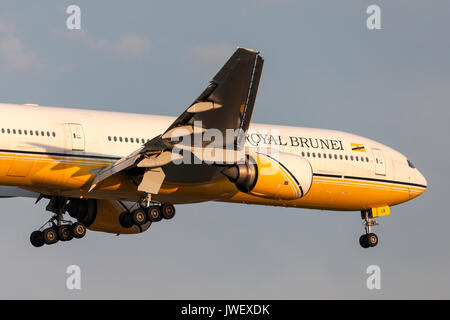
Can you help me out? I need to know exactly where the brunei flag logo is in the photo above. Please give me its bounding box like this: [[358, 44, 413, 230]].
[[351, 143, 366, 152]]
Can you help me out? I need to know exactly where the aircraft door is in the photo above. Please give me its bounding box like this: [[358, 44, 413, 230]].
[[372, 148, 386, 176], [68, 123, 85, 151]]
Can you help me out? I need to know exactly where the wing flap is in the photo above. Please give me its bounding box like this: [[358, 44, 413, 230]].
[[88, 147, 144, 192]]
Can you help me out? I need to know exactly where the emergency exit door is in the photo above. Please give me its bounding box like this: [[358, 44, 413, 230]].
[[372, 148, 386, 176], [68, 123, 85, 151]]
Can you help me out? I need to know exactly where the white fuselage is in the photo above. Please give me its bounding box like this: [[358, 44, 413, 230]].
[[0, 103, 427, 210]]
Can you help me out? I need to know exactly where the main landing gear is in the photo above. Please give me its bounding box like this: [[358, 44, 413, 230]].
[[359, 210, 379, 249], [30, 221, 86, 247], [119, 202, 176, 228], [29, 196, 87, 248]]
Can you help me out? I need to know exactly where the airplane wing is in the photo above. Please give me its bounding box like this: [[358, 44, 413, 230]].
[[89, 47, 264, 194]]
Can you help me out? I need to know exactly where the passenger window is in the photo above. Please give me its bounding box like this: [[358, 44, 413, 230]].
[[18, 130, 22, 135], [113, 136, 117, 142], [318, 153, 321, 158], [307, 152, 310, 157], [301, 151, 305, 157], [1, 129, 4, 133], [41, 131, 45, 136], [13, 129, 16, 134], [46, 131, 50, 137], [24, 130, 27, 135], [30, 130, 33, 136], [345, 155, 348, 160], [334, 154, 337, 159], [108, 136, 111, 141], [130, 138, 134, 143], [52, 132, 56, 137], [350, 156, 354, 161], [119, 137, 123, 142], [339, 155, 343, 160], [141, 138, 145, 143], [125, 137, 128, 143]]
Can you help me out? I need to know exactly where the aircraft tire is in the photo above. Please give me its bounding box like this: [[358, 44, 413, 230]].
[[161, 203, 176, 220], [58, 225, 73, 242], [72, 222, 87, 239], [119, 212, 133, 228], [367, 233, 378, 247], [147, 206, 163, 222], [359, 235, 369, 248], [43, 227, 59, 245], [132, 208, 148, 225], [30, 231, 45, 247]]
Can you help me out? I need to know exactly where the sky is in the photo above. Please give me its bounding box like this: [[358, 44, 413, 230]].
[[0, 0, 448, 299]]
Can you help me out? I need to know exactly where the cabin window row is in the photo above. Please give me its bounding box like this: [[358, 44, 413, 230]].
[[1, 128, 56, 137], [301, 151, 369, 162], [107, 136, 150, 144]]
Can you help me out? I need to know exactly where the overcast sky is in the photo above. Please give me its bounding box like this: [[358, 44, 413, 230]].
[[0, 0, 448, 299]]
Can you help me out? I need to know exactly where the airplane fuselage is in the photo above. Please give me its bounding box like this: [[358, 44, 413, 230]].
[[0, 103, 427, 211]]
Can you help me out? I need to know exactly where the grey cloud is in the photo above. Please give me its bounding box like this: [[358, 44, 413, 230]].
[[58, 29, 151, 58], [0, 20, 40, 72]]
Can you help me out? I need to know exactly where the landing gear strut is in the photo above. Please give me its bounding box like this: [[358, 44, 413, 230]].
[[119, 202, 176, 228], [29, 196, 87, 247], [359, 210, 379, 248]]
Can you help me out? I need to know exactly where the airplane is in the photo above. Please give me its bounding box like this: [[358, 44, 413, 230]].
[[0, 48, 426, 249]]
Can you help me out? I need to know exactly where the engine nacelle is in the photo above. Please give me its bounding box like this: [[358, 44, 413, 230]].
[[66, 198, 150, 234], [222, 152, 313, 200]]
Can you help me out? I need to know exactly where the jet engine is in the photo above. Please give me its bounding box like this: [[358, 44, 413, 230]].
[[66, 198, 150, 234], [222, 152, 312, 200]]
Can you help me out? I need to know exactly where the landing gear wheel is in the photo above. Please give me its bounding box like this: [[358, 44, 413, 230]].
[[366, 233, 378, 247], [57, 225, 73, 242], [161, 203, 176, 220], [359, 233, 378, 248], [132, 208, 148, 225], [43, 227, 58, 245], [30, 231, 44, 247], [119, 212, 134, 228], [359, 235, 370, 249], [72, 222, 86, 239], [147, 206, 162, 222], [359, 210, 380, 248]]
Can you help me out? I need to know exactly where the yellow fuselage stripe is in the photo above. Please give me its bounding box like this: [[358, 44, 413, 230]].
[[0, 151, 424, 211]]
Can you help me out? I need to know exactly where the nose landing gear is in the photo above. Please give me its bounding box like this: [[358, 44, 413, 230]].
[[359, 210, 379, 249]]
